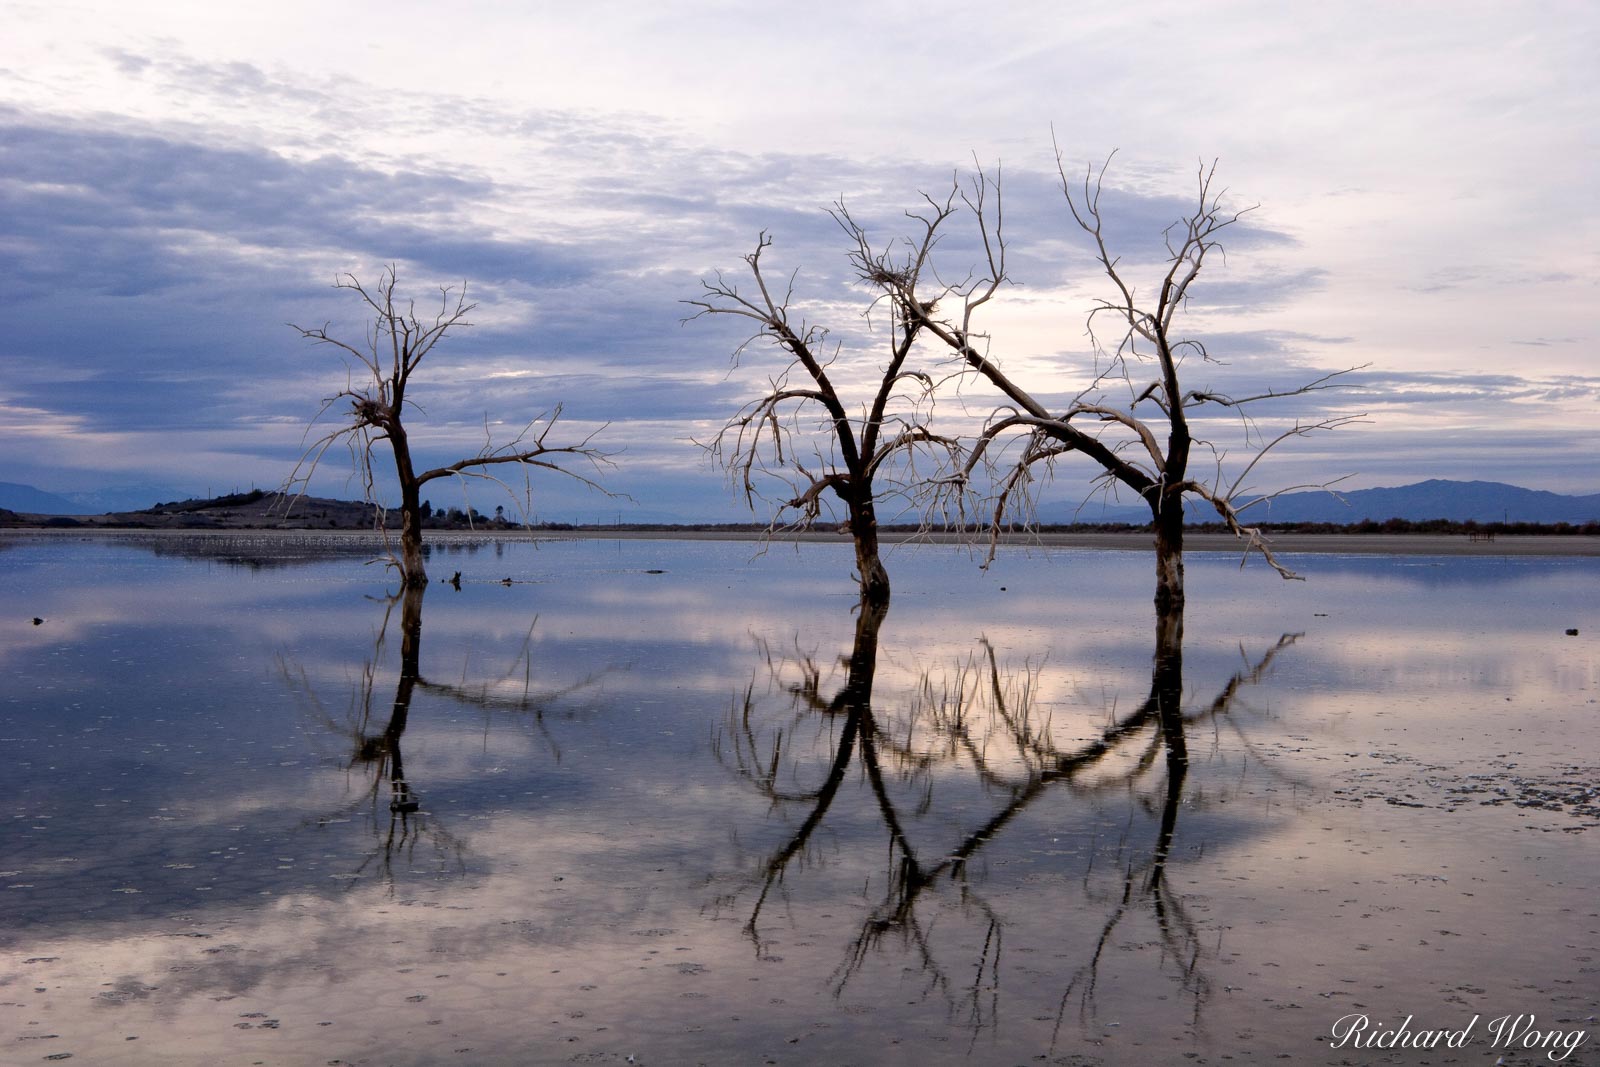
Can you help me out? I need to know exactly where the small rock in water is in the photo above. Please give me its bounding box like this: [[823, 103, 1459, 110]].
[[1565, 628, 1579, 636], [33, 617, 44, 625]]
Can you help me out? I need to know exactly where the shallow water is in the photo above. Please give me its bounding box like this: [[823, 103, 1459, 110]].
[[2, 534, 1596, 1065]]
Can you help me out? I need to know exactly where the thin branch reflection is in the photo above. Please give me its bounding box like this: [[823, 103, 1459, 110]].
[[279, 586, 604, 887], [716, 599, 1302, 1043]]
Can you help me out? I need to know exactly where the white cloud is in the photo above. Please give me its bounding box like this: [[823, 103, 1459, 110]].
[[1, 1, 1595, 512]]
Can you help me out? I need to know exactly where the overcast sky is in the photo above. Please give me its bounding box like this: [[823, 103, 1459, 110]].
[[3, 1, 1596, 521]]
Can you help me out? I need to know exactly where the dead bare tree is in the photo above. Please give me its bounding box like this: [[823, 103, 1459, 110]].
[[839, 157, 1365, 615], [687, 230, 961, 606], [286, 266, 611, 587]]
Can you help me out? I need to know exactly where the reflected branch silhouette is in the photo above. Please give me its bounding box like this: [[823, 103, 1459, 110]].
[[718, 598, 1302, 1041], [316, 587, 462, 884], [716, 600, 888, 949], [416, 614, 612, 764], [280, 586, 605, 886]]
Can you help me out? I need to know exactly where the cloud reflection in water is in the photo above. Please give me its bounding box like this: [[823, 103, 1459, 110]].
[[2, 535, 1597, 1064]]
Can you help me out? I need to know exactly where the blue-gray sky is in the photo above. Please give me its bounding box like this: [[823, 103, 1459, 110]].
[[3, 1, 1596, 521]]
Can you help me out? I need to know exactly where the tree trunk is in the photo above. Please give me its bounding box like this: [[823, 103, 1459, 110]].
[[389, 427, 428, 588], [1155, 374, 1191, 615], [398, 496, 427, 588], [850, 499, 891, 607], [385, 586, 424, 813], [1152, 493, 1185, 616], [1149, 600, 1186, 892], [844, 595, 888, 707], [1152, 601, 1184, 746]]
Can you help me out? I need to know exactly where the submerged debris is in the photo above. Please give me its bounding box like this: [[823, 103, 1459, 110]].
[[1338, 757, 1600, 830]]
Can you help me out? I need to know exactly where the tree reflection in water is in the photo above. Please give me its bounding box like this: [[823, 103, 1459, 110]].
[[716, 599, 1301, 1041], [280, 586, 602, 886]]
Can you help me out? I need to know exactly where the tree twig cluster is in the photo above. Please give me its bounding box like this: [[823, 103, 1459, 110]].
[[691, 156, 1366, 609], [285, 265, 614, 587]]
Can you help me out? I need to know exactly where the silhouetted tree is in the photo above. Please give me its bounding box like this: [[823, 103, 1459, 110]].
[[688, 233, 960, 606], [286, 266, 610, 587], [836, 157, 1364, 613]]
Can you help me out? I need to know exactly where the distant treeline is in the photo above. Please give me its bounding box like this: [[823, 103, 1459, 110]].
[[538, 518, 1600, 536], [152, 488, 271, 512], [1192, 518, 1600, 536], [6, 496, 1596, 537]]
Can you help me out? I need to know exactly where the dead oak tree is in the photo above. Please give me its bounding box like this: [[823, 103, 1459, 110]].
[[847, 158, 1364, 615], [286, 266, 610, 588], [687, 230, 959, 606]]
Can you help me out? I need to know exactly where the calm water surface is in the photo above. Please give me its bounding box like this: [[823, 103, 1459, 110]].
[[2, 534, 1597, 1065]]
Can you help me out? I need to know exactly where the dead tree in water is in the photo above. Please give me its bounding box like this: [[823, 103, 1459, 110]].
[[846, 158, 1364, 614], [286, 266, 610, 587], [688, 230, 960, 606]]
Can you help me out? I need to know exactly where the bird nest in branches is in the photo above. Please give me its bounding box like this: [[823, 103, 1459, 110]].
[[864, 266, 911, 287]]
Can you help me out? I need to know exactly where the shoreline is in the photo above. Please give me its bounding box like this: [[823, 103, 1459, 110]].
[[5, 526, 1598, 557]]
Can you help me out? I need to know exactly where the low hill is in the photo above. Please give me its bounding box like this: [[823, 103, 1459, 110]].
[[1033, 479, 1599, 526], [1243, 480, 1600, 524], [0, 490, 541, 533], [0, 490, 382, 531]]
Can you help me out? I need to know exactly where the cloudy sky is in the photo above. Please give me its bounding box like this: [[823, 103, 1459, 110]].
[[3, 0, 1595, 521]]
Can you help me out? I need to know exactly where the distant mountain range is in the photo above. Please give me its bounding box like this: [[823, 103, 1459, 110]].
[[0, 481, 192, 515], [4, 478, 1598, 526], [1240, 480, 1600, 525], [0, 482, 80, 513], [1019, 479, 1600, 526]]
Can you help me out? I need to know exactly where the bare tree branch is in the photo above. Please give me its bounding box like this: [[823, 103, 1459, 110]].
[[865, 155, 1368, 611], [285, 265, 613, 586], [688, 228, 960, 605]]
